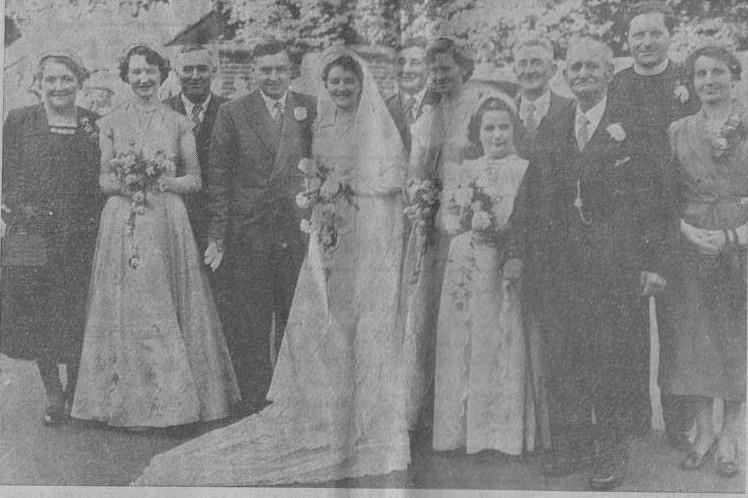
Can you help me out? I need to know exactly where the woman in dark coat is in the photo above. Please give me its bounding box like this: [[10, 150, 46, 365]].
[[1, 50, 101, 426]]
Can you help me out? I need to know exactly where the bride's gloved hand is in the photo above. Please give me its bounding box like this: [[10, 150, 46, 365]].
[[204, 239, 224, 271]]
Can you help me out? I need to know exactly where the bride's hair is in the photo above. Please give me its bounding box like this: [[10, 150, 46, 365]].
[[467, 97, 521, 150], [321, 54, 363, 84]]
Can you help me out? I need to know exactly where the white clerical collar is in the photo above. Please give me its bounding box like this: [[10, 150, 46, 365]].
[[633, 58, 669, 76], [575, 96, 607, 136], [181, 92, 211, 117], [519, 90, 552, 121], [261, 91, 288, 115]]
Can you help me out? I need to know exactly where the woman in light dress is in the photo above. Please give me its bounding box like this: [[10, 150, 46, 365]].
[[71, 45, 240, 429], [134, 45, 409, 485], [432, 97, 533, 455], [401, 36, 511, 430]]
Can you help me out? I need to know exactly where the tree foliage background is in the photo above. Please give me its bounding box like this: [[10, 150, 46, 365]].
[[5, 0, 748, 62], [225, 0, 748, 63]]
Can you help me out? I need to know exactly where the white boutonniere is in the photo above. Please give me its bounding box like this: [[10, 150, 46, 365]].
[[674, 83, 690, 104], [606, 123, 626, 142], [294, 106, 308, 121]]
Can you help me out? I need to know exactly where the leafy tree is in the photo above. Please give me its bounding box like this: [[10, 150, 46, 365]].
[[5, 0, 170, 19]]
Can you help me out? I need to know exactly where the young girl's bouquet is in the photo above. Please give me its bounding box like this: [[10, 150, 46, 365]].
[[442, 167, 502, 244]]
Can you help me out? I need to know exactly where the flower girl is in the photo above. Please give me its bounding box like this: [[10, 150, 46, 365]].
[[432, 96, 534, 455]]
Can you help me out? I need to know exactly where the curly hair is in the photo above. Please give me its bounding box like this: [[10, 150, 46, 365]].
[[426, 38, 474, 83], [685, 45, 742, 83], [119, 45, 171, 84], [467, 97, 521, 153]]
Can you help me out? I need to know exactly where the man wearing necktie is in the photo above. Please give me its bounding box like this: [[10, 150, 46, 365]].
[[519, 38, 667, 489], [164, 45, 228, 255], [386, 38, 430, 155], [512, 37, 573, 159], [204, 40, 316, 413]]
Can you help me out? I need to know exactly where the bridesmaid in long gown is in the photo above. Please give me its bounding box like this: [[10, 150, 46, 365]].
[[134, 46, 409, 485], [401, 36, 507, 429], [432, 97, 533, 455], [71, 44, 239, 429]]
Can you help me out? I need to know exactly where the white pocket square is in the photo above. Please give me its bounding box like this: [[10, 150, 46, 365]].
[[613, 156, 631, 168]]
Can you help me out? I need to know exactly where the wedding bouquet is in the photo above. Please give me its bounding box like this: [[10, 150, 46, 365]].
[[443, 178, 499, 241], [404, 178, 442, 234], [110, 145, 176, 269], [296, 158, 356, 266]]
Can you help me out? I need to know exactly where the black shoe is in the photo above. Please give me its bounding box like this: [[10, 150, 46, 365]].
[[666, 431, 692, 452], [41, 406, 66, 427], [716, 457, 739, 478], [589, 438, 629, 491], [680, 440, 716, 471]]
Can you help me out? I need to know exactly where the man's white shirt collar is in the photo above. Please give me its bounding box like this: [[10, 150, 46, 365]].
[[633, 58, 669, 76], [261, 91, 288, 115], [575, 96, 607, 137], [181, 93, 211, 118], [519, 90, 552, 122]]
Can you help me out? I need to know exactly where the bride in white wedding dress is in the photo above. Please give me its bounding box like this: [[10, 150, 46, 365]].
[[134, 45, 409, 486]]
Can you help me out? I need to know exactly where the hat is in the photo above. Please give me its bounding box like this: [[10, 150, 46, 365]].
[[36, 49, 90, 82]]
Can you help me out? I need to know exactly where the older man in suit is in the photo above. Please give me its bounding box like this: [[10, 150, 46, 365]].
[[512, 37, 573, 158], [521, 37, 668, 490], [386, 37, 430, 155], [165, 46, 228, 254], [204, 40, 316, 411]]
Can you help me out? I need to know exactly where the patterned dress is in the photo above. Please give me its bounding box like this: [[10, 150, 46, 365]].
[[71, 102, 240, 427]]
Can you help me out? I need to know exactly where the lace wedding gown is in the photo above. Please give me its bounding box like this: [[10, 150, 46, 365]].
[[134, 47, 410, 486]]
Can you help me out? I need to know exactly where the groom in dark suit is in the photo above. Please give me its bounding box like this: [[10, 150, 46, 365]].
[[205, 40, 316, 410], [164, 45, 228, 253], [522, 38, 668, 490]]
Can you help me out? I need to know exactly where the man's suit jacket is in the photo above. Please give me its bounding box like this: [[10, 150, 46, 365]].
[[521, 96, 667, 300], [207, 89, 316, 254], [386, 89, 434, 154], [164, 92, 228, 249], [514, 91, 573, 160]]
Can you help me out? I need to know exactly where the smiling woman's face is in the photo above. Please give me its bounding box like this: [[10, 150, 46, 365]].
[[41, 61, 79, 111], [128, 54, 162, 102], [693, 55, 734, 105], [325, 65, 362, 112]]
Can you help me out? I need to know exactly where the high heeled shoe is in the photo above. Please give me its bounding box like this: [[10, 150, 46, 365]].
[[680, 440, 717, 471]]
